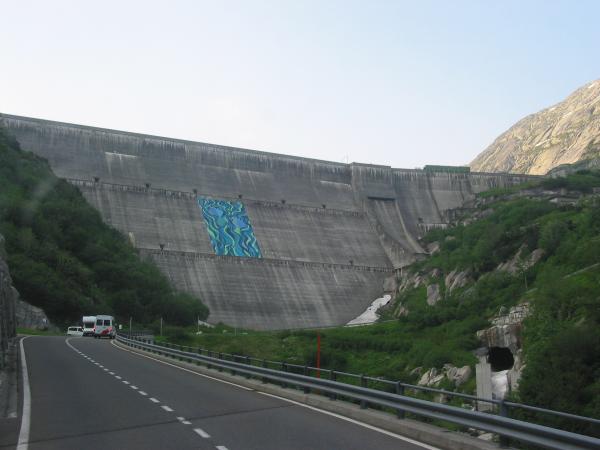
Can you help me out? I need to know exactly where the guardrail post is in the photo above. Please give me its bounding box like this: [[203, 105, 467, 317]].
[[261, 359, 267, 384], [218, 353, 223, 372], [231, 355, 237, 376], [245, 356, 251, 379], [207, 350, 212, 369], [303, 366, 310, 394], [499, 400, 510, 448], [360, 375, 367, 409], [330, 371, 337, 401], [281, 362, 287, 388], [395, 382, 406, 419]]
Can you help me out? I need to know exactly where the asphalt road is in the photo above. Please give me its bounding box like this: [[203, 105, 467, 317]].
[[8, 336, 439, 450]]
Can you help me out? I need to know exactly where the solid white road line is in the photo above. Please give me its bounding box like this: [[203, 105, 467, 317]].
[[161, 405, 174, 412], [111, 340, 252, 391], [193, 428, 210, 438], [17, 337, 31, 450], [149, 397, 160, 403], [256, 391, 440, 450]]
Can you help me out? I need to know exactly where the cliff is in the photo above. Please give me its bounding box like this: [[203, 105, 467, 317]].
[[471, 79, 600, 175]]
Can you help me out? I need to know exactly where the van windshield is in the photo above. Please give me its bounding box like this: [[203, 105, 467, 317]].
[[104, 320, 111, 326], [96, 319, 102, 325]]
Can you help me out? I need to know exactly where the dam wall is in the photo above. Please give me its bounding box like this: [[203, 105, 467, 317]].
[[0, 113, 535, 329]]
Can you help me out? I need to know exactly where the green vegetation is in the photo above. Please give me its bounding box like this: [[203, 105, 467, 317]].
[[0, 128, 208, 327], [16, 327, 62, 336]]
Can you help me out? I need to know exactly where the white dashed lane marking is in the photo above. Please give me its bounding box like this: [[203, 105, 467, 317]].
[[193, 428, 210, 438], [66, 339, 230, 448]]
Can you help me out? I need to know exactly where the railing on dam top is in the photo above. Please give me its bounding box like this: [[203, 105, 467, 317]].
[[117, 334, 600, 450], [65, 178, 364, 216]]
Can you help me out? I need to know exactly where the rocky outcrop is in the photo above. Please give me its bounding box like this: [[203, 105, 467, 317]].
[[471, 78, 600, 175], [417, 364, 472, 388], [496, 247, 544, 275], [426, 284, 441, 306], [477, 304, 529, 353], [444, 269, 471, 293]]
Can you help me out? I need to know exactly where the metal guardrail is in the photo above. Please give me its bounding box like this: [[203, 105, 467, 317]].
[[117, 334, 600, 450]]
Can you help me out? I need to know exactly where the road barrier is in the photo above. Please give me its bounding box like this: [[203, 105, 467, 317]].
[[117, 334, 600, 450]]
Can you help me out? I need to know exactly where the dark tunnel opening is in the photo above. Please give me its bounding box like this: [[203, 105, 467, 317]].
[[488, 347, 514, 372]]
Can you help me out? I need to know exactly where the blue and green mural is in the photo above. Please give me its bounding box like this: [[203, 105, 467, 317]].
[[197, 198, 262, 258]]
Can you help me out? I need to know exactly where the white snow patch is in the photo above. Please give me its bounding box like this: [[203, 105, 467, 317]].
[[346, 295, 392, 326]]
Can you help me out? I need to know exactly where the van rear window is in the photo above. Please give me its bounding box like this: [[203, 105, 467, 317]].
[[104, 320, 111, 326], [84, 323, 94, 328], [96, 319, 102, 325]]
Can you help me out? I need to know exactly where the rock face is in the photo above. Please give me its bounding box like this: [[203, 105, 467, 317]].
[[0, 234, 17, 370], [15, 296, 50, 330], [471, 79, 600, 175]]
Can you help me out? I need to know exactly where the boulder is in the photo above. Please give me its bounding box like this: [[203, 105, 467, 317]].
[[426, 283, 441, 306], [446, 365, 472, 387]]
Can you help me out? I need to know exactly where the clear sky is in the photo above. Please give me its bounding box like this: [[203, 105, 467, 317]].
[[2, 0, 599, 168]]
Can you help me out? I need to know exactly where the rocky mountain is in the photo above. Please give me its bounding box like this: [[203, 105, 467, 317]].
[[471, 79, 600, 175]]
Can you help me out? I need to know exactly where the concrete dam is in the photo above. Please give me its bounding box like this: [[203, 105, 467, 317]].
[[0, 113, 534, 329]]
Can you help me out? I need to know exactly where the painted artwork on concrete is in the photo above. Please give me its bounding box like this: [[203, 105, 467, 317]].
[[197, 198, 262, 258]]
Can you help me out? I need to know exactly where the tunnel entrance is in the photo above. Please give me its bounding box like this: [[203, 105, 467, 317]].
[[488, 347, 514, 371]]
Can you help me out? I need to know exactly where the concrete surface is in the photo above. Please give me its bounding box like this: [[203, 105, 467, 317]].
[[0, 113, 536, 329]]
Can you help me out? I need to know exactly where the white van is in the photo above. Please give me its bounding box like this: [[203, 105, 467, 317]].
[[67, 326, 84, 336], [82, 316, 96, 336], [93, 315, 117, 339]]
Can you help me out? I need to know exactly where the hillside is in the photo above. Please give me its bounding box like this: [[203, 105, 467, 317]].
[[471, 79, 600, 175], [0, 128, 208, 327]]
